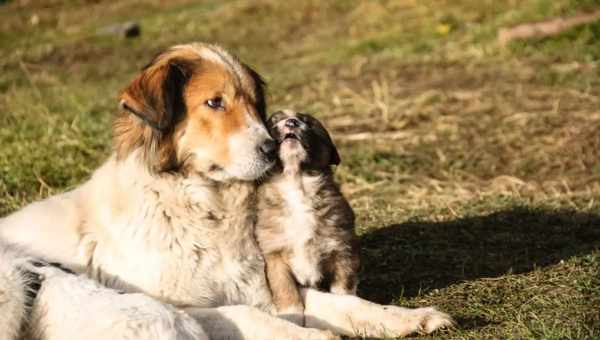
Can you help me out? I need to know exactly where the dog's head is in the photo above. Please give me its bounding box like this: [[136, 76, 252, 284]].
[[115, 43, 277, 181], [267, 110, 340, 173]]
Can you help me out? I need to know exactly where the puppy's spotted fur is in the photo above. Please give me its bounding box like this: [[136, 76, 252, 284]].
[[257, 110, 360, 324]]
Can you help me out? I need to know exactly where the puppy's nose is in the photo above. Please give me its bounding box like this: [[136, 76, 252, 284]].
[[285, 118, 300, 128], [259, 138, 278, 160]]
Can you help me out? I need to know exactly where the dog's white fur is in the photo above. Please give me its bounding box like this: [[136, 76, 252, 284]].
[[28, 263, 208, 340], [0, 43, 453, 340], [0, 241, 34, 340]]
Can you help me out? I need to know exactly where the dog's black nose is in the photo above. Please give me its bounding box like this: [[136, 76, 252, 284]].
[[259, 138, 278, 159], [285, 118, 300, 128]]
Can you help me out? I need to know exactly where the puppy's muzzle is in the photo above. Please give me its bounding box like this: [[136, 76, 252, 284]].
[[285, 118, 301, 128], [279, 118, 306, 140]]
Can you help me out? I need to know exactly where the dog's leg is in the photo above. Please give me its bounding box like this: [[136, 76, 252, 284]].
[[185, 305, 340, 340], [0, 242, 41, 340], [302, 288, 454, 338], [26, 264, 208, 340], [0, 191, 89, 271]]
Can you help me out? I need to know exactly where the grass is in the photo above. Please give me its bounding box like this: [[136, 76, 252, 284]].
[[1, 0, 599, 338]]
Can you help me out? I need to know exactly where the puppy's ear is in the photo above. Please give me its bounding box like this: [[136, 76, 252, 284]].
[[329, 142, 341, 166], [319, 126, 341, 166], [306, 114, 341, 167], [119, 59, 190, 132], [114, 56, 193, 172]]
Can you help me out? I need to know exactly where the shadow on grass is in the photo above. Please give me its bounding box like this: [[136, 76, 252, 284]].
[[358, 206, 600, 304]]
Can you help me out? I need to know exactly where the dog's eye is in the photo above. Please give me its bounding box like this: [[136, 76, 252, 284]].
[[206, 97, 224, 110]]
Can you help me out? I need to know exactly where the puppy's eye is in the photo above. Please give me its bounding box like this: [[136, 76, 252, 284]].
[[206, 97, 224, 110], [299, 115, 312, 126]]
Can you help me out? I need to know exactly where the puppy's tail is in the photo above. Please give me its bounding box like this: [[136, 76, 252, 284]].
[[0, 241, 42, 340]]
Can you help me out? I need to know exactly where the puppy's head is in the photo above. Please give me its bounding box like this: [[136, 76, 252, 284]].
[[267, 110, 340, 173], [115, 43, 277, 181]]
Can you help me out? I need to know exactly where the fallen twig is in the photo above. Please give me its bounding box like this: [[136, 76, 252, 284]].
[[498, 11, 600, 45], [334, 130, 411, 142]]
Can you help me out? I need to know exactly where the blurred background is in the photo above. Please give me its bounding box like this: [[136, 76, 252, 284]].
[[1, 1, 599, 338]]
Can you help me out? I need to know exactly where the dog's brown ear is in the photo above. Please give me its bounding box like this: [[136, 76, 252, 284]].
[[119, 59, 190, 132], [242, 63, 267, 121], [114, 57, 193, 172]]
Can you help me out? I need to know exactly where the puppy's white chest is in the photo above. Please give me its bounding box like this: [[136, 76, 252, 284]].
[[279, 180, 317, 244], [278, 179, 323, 286]]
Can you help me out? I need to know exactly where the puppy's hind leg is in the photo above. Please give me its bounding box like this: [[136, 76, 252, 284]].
[[327, 250, 360, 296]]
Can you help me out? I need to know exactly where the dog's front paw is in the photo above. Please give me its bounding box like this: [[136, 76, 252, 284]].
[[278, 312, 305, 326], [303, 329, 340, 340], [411, 306, 455, 334], [357, 304, 454, 337], [277, 305, 305, 326]]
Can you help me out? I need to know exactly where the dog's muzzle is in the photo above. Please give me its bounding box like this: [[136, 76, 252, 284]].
[[258, 138, 278, 161]]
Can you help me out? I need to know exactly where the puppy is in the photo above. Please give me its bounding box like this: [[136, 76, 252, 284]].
[[256, 110, 360, 324]]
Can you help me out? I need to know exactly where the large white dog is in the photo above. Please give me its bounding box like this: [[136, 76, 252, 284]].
[[0, 43, 453, 340]]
